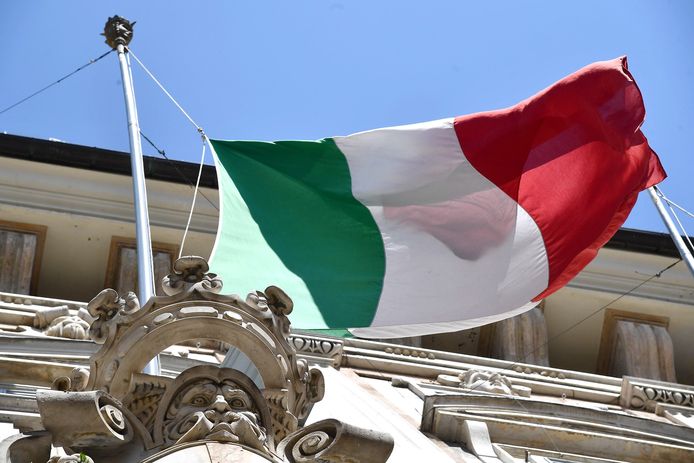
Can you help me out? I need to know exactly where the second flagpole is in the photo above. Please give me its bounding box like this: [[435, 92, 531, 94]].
[[648, 186, 694, 278]]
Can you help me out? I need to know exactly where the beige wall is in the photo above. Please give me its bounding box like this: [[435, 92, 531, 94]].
[[0, 157, 218, 302], [545, 259, 694, 385], [0, 203, 215, 301]]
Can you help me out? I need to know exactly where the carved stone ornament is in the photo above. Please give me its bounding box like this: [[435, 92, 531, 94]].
[[86, 288, 140, 343], [45, 314, 91, 340], [48, 455, 95, 463], [276, 419, 394, 463], [160, 256, 222, 297], [621, 376, 694, 412], [436, 369, 532, 397], [154, 366, 271, 451], [30, 256, 392, 462]]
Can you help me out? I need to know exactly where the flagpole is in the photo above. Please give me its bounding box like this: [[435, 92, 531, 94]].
[[103, 16, 160, 375], [648, 186, 694, 278]]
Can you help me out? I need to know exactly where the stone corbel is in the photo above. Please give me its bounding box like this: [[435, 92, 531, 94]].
[[276, 419, 394, 462], [36, 390, 148, 452]]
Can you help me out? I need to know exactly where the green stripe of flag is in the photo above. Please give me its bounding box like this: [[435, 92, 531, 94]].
[[210, 138, 386, 328]]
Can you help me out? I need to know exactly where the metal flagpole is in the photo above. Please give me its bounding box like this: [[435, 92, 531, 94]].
[[648, 186, 694, 278], [103, 16, 160, 375]]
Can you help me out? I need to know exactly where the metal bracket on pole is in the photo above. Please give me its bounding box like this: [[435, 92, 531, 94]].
[[648, 186, 694, 278], [103, 16, 160, 375]]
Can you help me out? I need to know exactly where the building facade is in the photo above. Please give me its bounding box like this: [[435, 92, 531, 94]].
[[0, 134, 692, 461]]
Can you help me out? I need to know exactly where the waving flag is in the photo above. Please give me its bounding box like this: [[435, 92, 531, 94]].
[[209, 56, 665, 337]]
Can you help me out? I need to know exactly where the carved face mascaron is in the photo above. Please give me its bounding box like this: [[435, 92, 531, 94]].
[[159, 368, 269, 451]]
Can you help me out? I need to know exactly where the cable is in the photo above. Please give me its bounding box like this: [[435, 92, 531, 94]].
[[0, 49, 114, 116], [126, 47, 204, 135], [125, 47, 215, 248], [139, 130, 219, 211], [657, 189, 694, 219], [179, 140, 207, 258]]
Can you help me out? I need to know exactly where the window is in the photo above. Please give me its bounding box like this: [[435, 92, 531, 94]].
[[597, 309, 676, 382], [104, 236, 179, 297], [0, 220, 47, 295]]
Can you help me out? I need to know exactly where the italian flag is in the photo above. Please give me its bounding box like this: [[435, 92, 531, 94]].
[[209, 57, 665, 338]]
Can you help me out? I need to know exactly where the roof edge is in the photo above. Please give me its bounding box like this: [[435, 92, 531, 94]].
[[0, 133, 217, 188]]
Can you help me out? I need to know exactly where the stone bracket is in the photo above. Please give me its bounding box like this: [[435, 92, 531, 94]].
[[276, 418, 394, 462]]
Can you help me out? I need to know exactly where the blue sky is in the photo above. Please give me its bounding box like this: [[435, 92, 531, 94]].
[[1, 1, 692, 233]]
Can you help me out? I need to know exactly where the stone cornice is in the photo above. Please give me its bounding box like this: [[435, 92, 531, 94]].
[[0, 157, 218, 234], [567, 248, 694, 305]]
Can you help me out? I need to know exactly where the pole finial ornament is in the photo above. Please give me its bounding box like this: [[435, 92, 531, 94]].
[[103, 16, 135, 49]]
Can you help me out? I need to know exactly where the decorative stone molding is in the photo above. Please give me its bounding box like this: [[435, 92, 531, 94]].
[[0, 293, 94, 339], [160, 256, 222, 297], [436, 369, 531, 397], [288, 334, 343, 367], [86, 288, 140, 343], [511, 364, 566, 379], [52, 367, 90, 392], [81, 261, 326, 438], [48, 455, 95, 463], [121, 373, 172, 429], [32, 256, 392, 462], [154, 366, 270, 451], [421, 393, 694, 462], [0, 299, 95, 340], [598, 309, 677, 382], [37, 389, 140, 450], [621, 376, 694, 412], [45, 315, 91, 340], [33, 306, 71, 329], [383, 345, 436, 360]]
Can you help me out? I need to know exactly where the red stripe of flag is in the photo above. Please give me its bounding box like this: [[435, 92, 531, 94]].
[[454, 56, 666, 299]]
